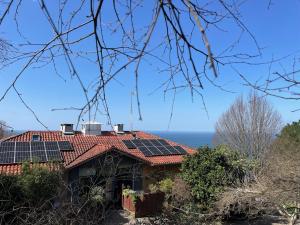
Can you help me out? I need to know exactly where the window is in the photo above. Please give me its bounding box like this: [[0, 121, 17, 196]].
[[32, 134, 41, 142]]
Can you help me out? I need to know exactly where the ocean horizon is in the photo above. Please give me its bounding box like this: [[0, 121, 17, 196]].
[[149, 131, 214, 149]]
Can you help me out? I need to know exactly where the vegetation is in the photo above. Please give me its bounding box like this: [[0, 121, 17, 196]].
[[0, 120, 7, 139], [19, 163, 62, 205], [149, 178, 174, 195], [0, 163, 62, 224], [158, 133, 299, 225], [278, 120, 300, 142], [122, 188, 141, 203], [0, 163, 109, 225], [215, 92, 282, 161], [181, 145, 253, 208]]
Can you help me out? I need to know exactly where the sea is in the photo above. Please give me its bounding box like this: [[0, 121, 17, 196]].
[[149, 131, 214, 149]]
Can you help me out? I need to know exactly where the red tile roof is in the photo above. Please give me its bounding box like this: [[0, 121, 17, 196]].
[[0, 131, 196, 174]]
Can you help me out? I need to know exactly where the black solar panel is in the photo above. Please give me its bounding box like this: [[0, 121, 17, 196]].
[[58, 141, 73, 151], [149, 139, 163, 147], [31, 150, 47, 162], [31, 141, 45, 151], [148, 146, 162, 155], [15, 151, 31, 163], [157, 146, 171, 155], [157, 139, 169, 145], [45, 141, 59, 151], [140, 139, 152, 146], [0, 142, 15, 152], [15, 142, 30, 152], [0, 141, 65, 164], [174, 146, 187, 154], [123, 140, 136, 149], [46, 150, 62, 161], [0, 151, 14, 164], [138, 146, 153, 157], [122, 139, 187, 157], [131, 139, 144, 147]]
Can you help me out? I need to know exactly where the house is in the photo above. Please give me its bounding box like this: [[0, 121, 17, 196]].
[[0, 122, 196, 206]]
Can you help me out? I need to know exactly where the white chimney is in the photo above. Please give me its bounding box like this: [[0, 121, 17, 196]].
[[81, 121, 102, 136], [113, 124, 124, 134], [60, 124, 74, 135]]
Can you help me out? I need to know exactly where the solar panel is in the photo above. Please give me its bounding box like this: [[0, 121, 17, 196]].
[[0, 142, 15, 152], [140, 139, 152, 146], [149, 139, 161, 147], [15, 142, 30, 152], [138, 146, 153, 157], [46, 150, 62, 161], [131, 140, 145, 147], [145, 146, 160, 155], [15, 151, 31, 163], [157, 146, 172, 155], [45, 141, 59, 151], [31, 141, 45, 151], [31, 150, 47, 162], [174, 146, 187, 154], [157, 139, 169, 145], [0, 141, 65, 164], [123, 140, 136, 149], [58, 141, 73, 151], [122, 139, 187, 157], [0, 151, 14, 164]]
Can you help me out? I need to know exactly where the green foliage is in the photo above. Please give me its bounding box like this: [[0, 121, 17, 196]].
[[0, 175, 22, 210], [148, 183, 159, 193], [158, 178, 174, 194], [89, 186, 105, 205], [278, 120, 300, 142], [18, 163, 62, 205], [181, 145, 253, 207], [0, 163, 61, 208], [122, 188, 142, 203], [149, 178, 174, 194]]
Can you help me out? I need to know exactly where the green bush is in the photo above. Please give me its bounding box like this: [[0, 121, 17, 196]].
[[18, 163, 62, 205], [89, 186, 105, 206], [148, 178, 174, 194], [0, 163, 62, 207], [158, 178, 174, 194], [0, 175, 22, 210], [278, 120, 300, 142], [181, 145, 254, 208], [122, 188, 141, 203]]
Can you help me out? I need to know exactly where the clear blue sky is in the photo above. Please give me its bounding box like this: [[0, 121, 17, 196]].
[[0, 1, 300, 132]]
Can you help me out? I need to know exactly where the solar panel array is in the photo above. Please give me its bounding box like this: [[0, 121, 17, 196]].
[[0, 141, 73, 164], [122, 139, 187, 157]]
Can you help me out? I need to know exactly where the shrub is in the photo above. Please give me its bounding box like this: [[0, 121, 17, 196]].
[[18, 163, 62, 205], [122, 188, 141, 203], [148, 183, 159, 193], [158, 178, 174, 194], [0, 163, 63, 224], [278, 120, 300, 142], [148, 178, 174, 194], [181, 145, 253, 208], [0, 175, 22, 211], [89, 186, 105, 205]]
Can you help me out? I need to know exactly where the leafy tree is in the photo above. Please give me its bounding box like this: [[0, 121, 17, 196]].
[[181, 145, 253, 208], [278, 120, 300, 143]]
